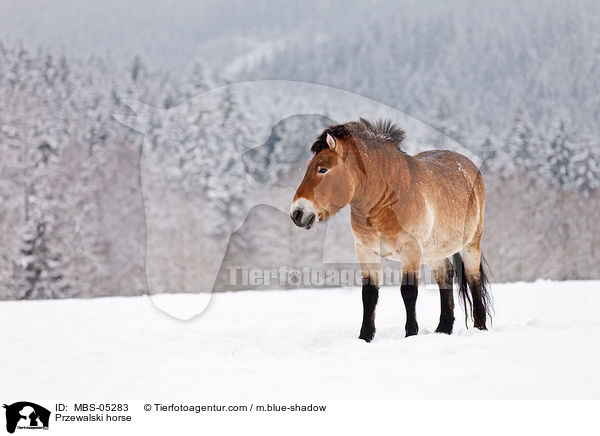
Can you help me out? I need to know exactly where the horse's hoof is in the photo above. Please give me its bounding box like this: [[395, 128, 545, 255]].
[[435, 324, 453, 335], [474, 323, 488, 331], [405, 325, 419, 337], [359, 329, 375, 342]]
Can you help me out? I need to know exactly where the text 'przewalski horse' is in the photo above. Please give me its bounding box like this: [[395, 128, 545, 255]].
[[291, 119, 492, 342]]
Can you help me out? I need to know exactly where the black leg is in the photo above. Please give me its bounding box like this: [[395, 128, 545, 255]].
[[359, 278, 379, 342], [435, 289, 455, 334], [468, 277, 487, 330], [401, 272, 419, 337], [434, 259, 455, 334]]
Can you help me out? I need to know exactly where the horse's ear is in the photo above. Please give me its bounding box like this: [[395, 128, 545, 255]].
[[326, 133, 338, 152]]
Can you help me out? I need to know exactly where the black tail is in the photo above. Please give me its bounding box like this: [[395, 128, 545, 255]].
[[453, 252, 493, 328], [453, 253, 471, 328], [479, 252, 493, 321]]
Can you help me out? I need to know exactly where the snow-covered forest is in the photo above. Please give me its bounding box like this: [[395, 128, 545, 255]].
[[1, 0, 600, 299]]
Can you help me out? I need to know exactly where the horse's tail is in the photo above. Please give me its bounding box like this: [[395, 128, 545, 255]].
[[453, 252, 493, 328], [453, 253, 471, 328], [479, 252, 493, 321]]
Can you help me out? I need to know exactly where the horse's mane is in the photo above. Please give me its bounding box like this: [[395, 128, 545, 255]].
[[311, 118, 406, 154]]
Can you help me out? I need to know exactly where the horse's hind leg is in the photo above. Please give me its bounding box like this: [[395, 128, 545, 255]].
[[462, 244, 488, 330], [460, 171, 490, 329], [430, 258, 455, 334]]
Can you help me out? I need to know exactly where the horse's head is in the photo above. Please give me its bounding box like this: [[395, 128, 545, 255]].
[[290, 130, 356, 229]]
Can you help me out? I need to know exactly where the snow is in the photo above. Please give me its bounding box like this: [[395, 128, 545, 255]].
[[1, 280, 599, 399]]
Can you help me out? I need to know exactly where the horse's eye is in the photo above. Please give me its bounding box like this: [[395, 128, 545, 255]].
[[318, 168, 328, 174]]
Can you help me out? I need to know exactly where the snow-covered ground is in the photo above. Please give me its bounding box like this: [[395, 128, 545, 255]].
[[1, 281, 599, 399]]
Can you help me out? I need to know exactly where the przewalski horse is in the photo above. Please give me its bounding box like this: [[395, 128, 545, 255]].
[[290, 119, 491, 342]]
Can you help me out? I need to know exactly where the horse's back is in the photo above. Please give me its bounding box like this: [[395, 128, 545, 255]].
[[413, 150, 484, 198], [414, 150, 479, 176]]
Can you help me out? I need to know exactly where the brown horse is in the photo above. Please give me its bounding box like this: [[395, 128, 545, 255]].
[[290, 119, 491, 342]]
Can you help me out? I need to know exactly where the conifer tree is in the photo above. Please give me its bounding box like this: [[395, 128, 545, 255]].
[[503, 106, 540, 175], [571, 133, 600, 197], [547, 114, 576, 188]]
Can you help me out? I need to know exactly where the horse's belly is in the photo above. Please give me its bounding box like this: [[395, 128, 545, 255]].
[[422, 242, 463, 263], [421, 226, 473, 263]]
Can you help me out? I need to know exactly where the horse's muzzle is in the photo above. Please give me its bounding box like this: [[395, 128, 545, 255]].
[[290, 208, 316, 230]]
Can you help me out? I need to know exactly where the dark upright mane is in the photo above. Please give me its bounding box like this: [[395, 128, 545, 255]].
[[311, 118, 406, 154], [311, 124, 351, 154]]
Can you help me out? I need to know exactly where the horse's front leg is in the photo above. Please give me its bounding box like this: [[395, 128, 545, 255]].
[[399, 247, 422, 337], [401, 270, 419, 337], [355, 242, 382, 342]]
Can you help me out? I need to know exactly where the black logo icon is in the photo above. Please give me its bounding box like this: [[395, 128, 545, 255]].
[[3, 402, 50, 434]]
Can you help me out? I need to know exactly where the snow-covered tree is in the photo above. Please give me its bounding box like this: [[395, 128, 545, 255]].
[[18, 217, 62, 298], [471, 126, 499, 173], [130, 54, 148, 84], [501, 106, 542, 175], [184, 60, 212, 100], [428, 95, 462, 148], [17, 134, 66, 299], [547, 113, 576, 188], [571, 133, 600, 197]]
